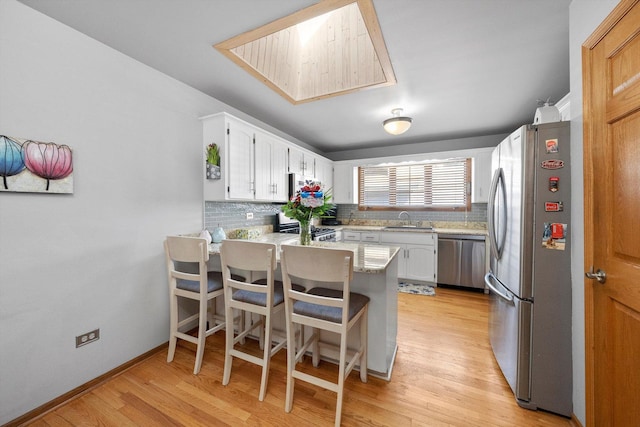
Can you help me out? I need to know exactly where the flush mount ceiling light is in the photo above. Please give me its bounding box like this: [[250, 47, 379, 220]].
[[214, 0, 396, 104], [383, 108, 413, 135]]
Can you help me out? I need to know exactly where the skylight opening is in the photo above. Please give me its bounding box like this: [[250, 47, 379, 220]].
[[297, 13, 331, 47], [214, 0, 396, 104]]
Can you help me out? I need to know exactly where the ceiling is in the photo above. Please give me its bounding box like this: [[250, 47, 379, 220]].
[[18, 0, 571, 155]]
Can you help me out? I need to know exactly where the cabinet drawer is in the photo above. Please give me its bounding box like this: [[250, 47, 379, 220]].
[[343, 231, 361, 241], [361, 232, 380, 243], [381, 231, 436, 245]]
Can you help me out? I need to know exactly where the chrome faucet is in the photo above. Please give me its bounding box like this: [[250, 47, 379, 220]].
[[398, 211, 411, 225]]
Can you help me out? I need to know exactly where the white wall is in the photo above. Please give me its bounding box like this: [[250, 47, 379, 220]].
[[0, 1, 226, 422], [569, 0, 619, 425]]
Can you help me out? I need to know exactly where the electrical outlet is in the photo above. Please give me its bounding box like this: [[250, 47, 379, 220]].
[[76, 328, 100, 348], [246, 212, 254, 220]]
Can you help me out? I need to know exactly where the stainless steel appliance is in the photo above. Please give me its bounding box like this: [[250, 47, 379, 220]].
[[437, 234, 486, 290], [275, 212, 337, 242], [485, 122, 572, 417], [321, 206, 341, 226]]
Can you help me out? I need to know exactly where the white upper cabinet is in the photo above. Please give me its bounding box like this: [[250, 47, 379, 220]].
[[254, 131, 288, 202], [314, 157, 333, 192], [288, 146, 316, 178], [202, 113, 288, 202], [332, 163, 357, 204], [472, 148, 494, 203], [227, 119, 256, 200]]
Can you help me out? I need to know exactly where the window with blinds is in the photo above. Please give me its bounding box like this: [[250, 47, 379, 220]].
[[358, 158, 471, 210]]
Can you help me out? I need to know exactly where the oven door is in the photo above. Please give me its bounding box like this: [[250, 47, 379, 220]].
[[313, 233, 336, 242]]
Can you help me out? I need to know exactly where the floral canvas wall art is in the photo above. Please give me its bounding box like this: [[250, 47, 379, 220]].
[[0, 135, 74, 194]]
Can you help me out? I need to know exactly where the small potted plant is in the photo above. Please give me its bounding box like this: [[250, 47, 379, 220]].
[[205, 143, 221, 179]]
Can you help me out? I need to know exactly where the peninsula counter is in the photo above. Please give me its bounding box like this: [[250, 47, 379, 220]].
[[207, 236, 400, 380]]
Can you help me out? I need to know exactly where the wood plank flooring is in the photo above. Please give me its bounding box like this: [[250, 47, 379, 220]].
[[24, 287, 573, 426]]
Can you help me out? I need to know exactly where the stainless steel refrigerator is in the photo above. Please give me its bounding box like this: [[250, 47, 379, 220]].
[[485, 121, 572, 417]]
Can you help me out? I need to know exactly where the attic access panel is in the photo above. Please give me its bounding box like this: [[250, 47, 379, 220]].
[[214, 0, 396, 104]]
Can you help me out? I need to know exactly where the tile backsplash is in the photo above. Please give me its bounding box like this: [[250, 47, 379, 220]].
[[335, 204, 487, 225], [204, 201, 487, 233], [204, 201, 282, 233]]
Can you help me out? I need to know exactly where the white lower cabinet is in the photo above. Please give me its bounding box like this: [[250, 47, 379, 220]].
[[380, 232, 437, 283]]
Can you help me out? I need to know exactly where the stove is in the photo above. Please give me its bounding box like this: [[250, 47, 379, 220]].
[[276, 212, 337, 242]]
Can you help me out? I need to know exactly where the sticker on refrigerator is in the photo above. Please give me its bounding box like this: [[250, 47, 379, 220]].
[[546, 138, 559, 153], [545, 201, 563, 212], [549, 176, 559, 192], [542, 222, 567, 251], [541, 159, 564, 169]]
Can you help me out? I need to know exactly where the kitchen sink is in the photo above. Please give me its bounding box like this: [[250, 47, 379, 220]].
[[382, 225, 433, 231]]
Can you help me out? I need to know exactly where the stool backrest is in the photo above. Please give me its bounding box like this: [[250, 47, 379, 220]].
[[164, 236, 209, 293], [280, 245, 354, 327], [280, 245, 353, 283]]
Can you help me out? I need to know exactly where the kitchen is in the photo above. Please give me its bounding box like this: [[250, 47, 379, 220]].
[[0, 1, 627, 426]]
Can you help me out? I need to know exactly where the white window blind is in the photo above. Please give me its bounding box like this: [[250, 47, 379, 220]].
[[358, 158, 471, 209]]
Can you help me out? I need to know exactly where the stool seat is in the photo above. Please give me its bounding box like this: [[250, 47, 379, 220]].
[[294, 287, 369, 323], [234, 279, 305, 307]]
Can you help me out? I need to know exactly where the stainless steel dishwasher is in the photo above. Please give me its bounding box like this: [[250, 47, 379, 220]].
[[437, 234, 486, 290]]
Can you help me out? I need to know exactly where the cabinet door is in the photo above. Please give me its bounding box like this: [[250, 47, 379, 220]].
[[254, 131, 288, 202], [254, 135, 272, 201], [227, 119, 255, 200], [397, 247, 407, 279], [315, 157, 333, 190], [271, 142, 288, 202], [288, 146, 306, 175], [404, 244, 436, 282], [472, 149, 493, 203], [332, 163, 356, 204]]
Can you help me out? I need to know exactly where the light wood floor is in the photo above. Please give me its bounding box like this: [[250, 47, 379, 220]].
[[25, 287, 573, 426]]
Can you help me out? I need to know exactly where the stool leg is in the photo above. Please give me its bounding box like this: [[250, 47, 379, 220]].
[[360, 305, 368, 383], [311, 327, 320, 367], [258, 312, 273, 401], [335, 330, 349, 427], [193, 297, 208, 375], [222, 305, 235, 385], [285, 320, 296, 413], [167, 292, 178, 363]]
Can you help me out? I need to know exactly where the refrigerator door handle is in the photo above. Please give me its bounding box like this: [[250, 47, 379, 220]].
[[484, 272, 513, 302], [487, 168, 507, 260]]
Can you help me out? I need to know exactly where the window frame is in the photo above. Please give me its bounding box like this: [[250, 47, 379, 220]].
[[357, 158, 472, 211]]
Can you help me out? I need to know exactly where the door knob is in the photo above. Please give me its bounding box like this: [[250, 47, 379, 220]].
[[585, 267, 606, 284]]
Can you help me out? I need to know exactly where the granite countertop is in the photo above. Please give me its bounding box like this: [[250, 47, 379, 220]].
[[208, 233, 401, 274], [331, 221, 488, 236]]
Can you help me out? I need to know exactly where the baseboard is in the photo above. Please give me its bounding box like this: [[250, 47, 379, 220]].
[[569, 413, 584, 427], [3, 343, 167, 427]]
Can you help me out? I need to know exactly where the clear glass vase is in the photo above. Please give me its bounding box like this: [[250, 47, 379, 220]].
[[299, 220, 312, 246]]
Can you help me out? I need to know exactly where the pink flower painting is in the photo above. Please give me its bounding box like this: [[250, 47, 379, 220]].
[[0, 135, 74, 194]]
